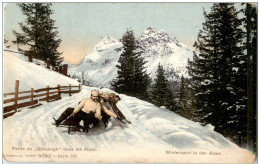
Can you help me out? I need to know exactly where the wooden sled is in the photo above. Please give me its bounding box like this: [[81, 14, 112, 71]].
[[58, 119, 89, 135]]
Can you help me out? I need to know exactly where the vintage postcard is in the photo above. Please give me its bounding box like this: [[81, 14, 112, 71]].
[[3, 2, 257, 163]]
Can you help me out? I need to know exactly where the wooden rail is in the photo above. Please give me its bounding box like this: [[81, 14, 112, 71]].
[[3, 80, 81, 119]]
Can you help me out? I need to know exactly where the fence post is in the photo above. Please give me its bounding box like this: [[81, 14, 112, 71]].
[[29, 54, 33, 63], [63, 64, 68, 76], [46, 85, 49, 102], [31, 88, 34, 102], [58, 84, 61, 99], [59, 66, 63, 74], [14, 80, 19, 112], [28, 51, 33, 63], [69, 84, 71, 96]]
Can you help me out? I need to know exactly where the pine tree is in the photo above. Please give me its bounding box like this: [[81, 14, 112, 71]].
[[13, 3, 63, 66], [186, 52, 206, 122], [112, 30, 150, 99], [188, 3, 246, 141], [177, 75, 189, 117], [185, 78, 200, 122], [151, 64, 176, 112], [213, 3, 245, 139]]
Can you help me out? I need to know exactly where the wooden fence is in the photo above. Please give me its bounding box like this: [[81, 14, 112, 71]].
[[3, 80, 81, 119]]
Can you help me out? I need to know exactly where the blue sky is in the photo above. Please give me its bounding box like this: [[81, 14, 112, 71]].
[[4, 2, 243, 64]]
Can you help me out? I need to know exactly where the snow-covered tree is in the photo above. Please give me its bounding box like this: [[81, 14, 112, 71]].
[[188, 3, 246, 142], [177, 75, 190, 117], [151, 64, 177, 112]]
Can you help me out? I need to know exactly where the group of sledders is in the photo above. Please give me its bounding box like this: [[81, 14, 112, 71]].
[[53, 90, 131, 134]]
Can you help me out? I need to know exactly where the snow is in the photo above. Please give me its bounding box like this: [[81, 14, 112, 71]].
[[205, 124, 215, 131], [138, 27, 194, 81], [4, 51, 79, 93], [3, 51, 255, 163], [201, 80, 212, 85], [232, 67, 239, 72], [68, 36, 122, 87], [69, 27, 194, 88]]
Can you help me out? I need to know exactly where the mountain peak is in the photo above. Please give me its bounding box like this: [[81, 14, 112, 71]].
[[100, 36, 118, 44], [139, 27, 178, 44], [93, 36, 120, 52], [144, 27, 158, 34]]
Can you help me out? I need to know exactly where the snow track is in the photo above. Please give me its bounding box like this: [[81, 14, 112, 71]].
[[4, 87, 172, 151], [4, 85, 241, 151]]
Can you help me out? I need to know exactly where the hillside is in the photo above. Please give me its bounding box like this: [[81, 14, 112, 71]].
[[4, 51, 79, 93], [3, 52, 254, 163]]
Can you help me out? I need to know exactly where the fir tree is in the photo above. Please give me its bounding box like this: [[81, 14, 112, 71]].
[[177, 75, 189, 117], [151, 64, 176, 112], [188, 3, 246, 142], [112, 30, 150, 99], [186, 53, 204, 122], [13, 3, 63, 66]]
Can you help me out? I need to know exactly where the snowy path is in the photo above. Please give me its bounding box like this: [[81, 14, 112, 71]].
[[3, 87, 172, 150], [4, 85, 241, 151], [3, 87, 255, 163]]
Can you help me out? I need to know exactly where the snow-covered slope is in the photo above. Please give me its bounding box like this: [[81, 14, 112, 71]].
[[69, 36, 122, 87], [4, 51, 79, 93], [3, 51, 255, 163], [69, 27, 194, 88]]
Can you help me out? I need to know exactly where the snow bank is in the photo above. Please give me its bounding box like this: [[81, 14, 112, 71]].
[[117, 95, 239, 150], [4, 51, 79, 93]]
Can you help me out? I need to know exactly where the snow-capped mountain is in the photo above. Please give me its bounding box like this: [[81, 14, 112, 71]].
[[69, 36, 123, 87], [69, 27, 194, 87], [137, 27, 194, 80]]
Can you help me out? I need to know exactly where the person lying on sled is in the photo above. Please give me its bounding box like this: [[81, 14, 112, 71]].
[[109, 93, 131, 124], [53, 89, 102, 129], [99, 92, 123, 127]]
